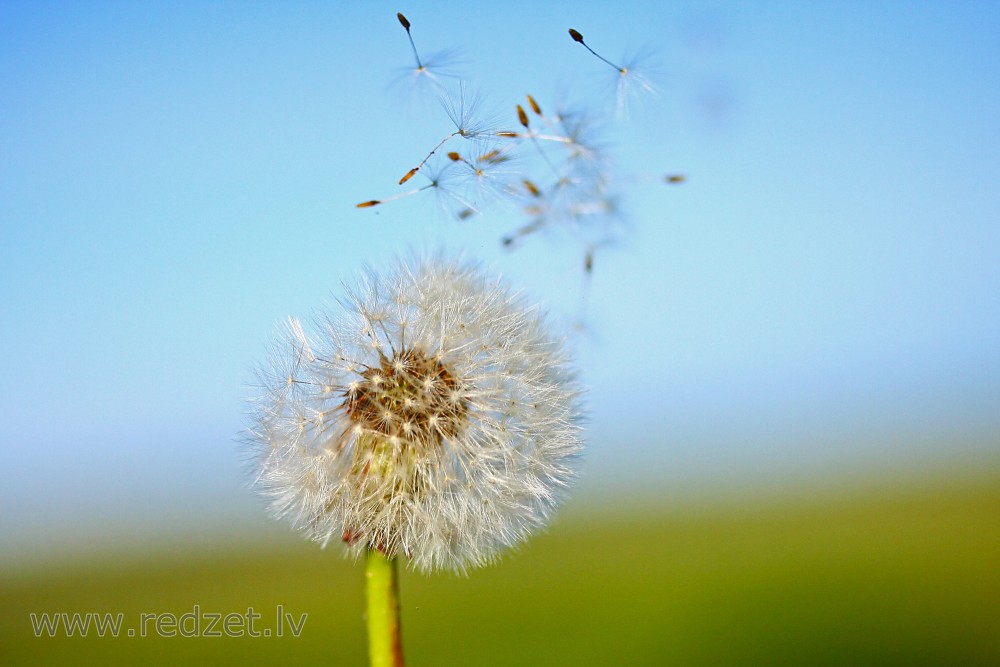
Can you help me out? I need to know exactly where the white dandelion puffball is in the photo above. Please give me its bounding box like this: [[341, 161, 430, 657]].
[[246, 256, 583, 572]]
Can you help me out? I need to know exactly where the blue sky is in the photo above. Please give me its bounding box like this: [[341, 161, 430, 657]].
[[1, 1, 998, 552]]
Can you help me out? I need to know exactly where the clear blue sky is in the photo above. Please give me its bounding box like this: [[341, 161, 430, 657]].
[[2, 1, 998, 552]]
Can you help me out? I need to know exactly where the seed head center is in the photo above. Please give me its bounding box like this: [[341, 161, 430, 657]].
[[343, 348, 467, 445]]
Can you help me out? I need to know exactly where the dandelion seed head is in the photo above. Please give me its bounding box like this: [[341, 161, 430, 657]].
[[245, 256, 583, 572]]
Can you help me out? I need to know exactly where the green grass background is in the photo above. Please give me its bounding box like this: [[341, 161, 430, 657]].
[[3, 470, 998, 666]]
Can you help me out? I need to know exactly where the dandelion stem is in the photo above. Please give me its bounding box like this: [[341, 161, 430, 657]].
[[366, 549, 405, 667]]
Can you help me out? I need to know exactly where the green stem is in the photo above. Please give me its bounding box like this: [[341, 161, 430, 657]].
[[366, 549, 405, 667]]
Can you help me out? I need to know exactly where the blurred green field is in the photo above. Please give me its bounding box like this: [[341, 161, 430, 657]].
[[3, 471, 998, 666]]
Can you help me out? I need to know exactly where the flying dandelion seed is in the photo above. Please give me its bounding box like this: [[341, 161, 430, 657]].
[[514, 97, 561, 175], [245, 256, 584, 573], [526, 94, 543, 116], [357, 162, 476, 220], [358, 13, 675, 299], [568, 28, 658, 117], [399, 84, 498, 184], [392, 12, 465, 103], [450, 138, 523, 211]]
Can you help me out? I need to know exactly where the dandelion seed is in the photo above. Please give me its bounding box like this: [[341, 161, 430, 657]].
[[355, 183, 430, 208], [502, 218, 546, 248], [392, 12, 464, 103], [477, 148, 505, 164], [576, 245, 599, 329], [245, 256, 583, 572], [547, 105, 608, 171], [358, 162, 474, 218], [451, 138, 520, 210], [517, 104, 530, 128], [398, 84, 496, 185], [526, 94, 543, 116], [514, 98, 561, 176], [568, 27, 658, 117]]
